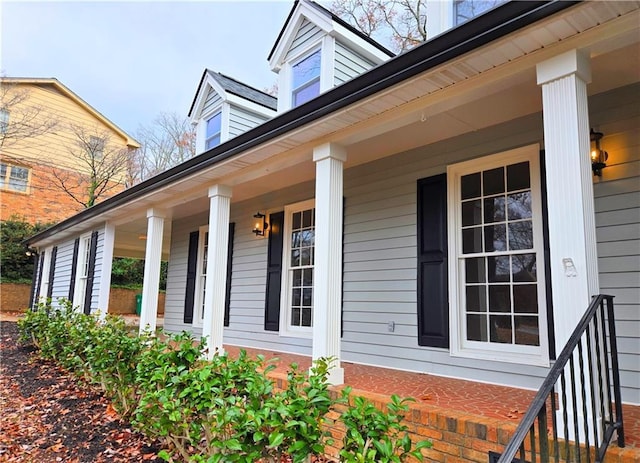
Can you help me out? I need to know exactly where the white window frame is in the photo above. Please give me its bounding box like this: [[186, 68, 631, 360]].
[[0, 108, 9, 134], [0, 162, 31, 193], [277, 36, 334, 112], [89, 136, 105, 159], [204, 112, 222, 150], [447, 144, 549, 366], [291, 48, 322, 108], [279, 198, 316, 338], [39, 246, 53, 303], [72, 234, 92, 310], [193, 225, 209, 327]]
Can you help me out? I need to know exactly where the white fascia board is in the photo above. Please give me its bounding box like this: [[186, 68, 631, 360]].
[[331, 22, 392, 64], [269, 1, 332, 71], [190, 73, 228, 121], [225, 93, 277, 119]]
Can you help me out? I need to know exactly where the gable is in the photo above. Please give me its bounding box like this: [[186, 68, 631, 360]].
[[202, 86, 223, 117], [285, 18, 324, 62]]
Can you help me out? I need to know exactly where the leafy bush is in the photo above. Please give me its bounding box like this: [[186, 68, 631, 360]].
[[18, 299, 433, 462], [339, 390, 432, 463], [0, 216, 52, 282]]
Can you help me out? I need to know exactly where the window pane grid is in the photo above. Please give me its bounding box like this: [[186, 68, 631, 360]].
[[461, 161, 539, 347], [289, 208, 315, 328], [1, 163, 29, 192]]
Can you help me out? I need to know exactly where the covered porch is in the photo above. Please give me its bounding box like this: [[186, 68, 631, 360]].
[[225, 343, 640, 462]]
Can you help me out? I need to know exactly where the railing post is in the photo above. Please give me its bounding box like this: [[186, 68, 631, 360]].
[[606, 296, 625, 448]]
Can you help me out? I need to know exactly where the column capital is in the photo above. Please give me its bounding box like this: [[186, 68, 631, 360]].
[[146, 208, 166, 219], [313, 142, 347, 163], [536, 49, 591, 86], [208, 184, 233, 199]]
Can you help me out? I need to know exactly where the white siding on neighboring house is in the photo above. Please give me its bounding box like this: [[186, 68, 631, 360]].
[[591, 84, 640, 404], [228, 106, 271, 139], [285, 18, 323, 61], [202, 87, 223, 116], [50, 239, 76, 304], [334, 41, 376, 86]]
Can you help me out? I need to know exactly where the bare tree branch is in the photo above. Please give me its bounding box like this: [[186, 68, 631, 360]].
[[49, 125, 132, 207], [132, 112, 196, 183]]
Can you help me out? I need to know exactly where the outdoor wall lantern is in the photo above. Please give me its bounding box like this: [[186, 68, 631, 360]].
[[252, 212, 268, 236], [590, 128, 608, 177]]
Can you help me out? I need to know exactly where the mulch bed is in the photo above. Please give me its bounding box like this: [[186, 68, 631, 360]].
[[0, 321, 161, 462], [0, 321, 335, 463]]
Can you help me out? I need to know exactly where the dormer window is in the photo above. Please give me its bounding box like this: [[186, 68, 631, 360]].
[[292, 50, 321, 107], [205, 112, 222, 150]]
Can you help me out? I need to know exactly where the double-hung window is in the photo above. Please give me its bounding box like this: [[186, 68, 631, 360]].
[[280, 199, 315, 335], [0, 109, 9, 134], [73, 235, 91, 310], [292, 50, 321, 107], [205, 112, 222, 150], [448, 145, 548, 365], [0, 162, 30, 193], [193, 226, 209, 326], [90, 136, 105, 159]]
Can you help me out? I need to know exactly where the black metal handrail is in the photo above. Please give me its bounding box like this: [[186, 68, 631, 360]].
[[495, 294, 624, 463]]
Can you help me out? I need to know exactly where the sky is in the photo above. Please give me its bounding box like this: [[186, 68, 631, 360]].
[[0, 1, 295, 135]]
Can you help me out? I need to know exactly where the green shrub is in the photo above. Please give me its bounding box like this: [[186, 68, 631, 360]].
[[18, 299, 434, 462], [0, 216, 52, 282], [339, 390, 432, 463]]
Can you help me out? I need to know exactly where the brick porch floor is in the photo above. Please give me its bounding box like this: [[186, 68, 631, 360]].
[[225, 345, 639, 460]]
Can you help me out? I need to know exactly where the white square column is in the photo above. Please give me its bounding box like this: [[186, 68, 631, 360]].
[[537, 49, 602, 440], [139, 208, 165, 334], [536, 49, 600, 349], [202, 184, 232, 359], [312, 143, 346, 385]]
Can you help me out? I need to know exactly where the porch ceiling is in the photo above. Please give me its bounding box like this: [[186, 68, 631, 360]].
[[31, 1, 640, 255]]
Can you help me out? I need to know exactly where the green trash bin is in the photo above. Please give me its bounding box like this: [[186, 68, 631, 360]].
[[135, 294, 142, 315]]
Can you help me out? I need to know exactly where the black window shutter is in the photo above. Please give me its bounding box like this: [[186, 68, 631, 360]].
[[30, 252, 45, 310], [46, 246, 58, 299], [224, 223, 235, 327], [539, 150, 555, 359], [83, 231, 98, 315], [68, 238, 80, 301], [264, 211, 284, 331], [183, 231, 199, 324], [417, 173, 449, 348]]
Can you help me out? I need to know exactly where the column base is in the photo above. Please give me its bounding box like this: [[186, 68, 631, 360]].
[[314, 365, 344, 386], [204, 343, 225, 360]]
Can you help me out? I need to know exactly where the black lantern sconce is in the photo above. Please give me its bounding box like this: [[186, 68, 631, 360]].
[[590, 129, 608, 177], [252, 212, 268, 236]]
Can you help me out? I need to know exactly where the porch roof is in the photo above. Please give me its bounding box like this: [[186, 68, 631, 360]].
[[25, 0, 639, 251]]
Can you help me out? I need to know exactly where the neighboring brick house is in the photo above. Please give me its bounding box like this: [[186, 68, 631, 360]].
[[0, 77, 139, 225]]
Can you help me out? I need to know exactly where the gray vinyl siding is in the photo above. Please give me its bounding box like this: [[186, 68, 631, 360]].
[[591, 84, 640, 404], [164, 211, 207, 337], [341, 113, 549, 390], [228, 105, 271, 139], [334, 42, 376, 86], [162, 84, 639, 403], [285, 18, 323, 61], [50, 238, 76, 304], [202, 87, 223, 116], [163, 182, 314, 355]]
